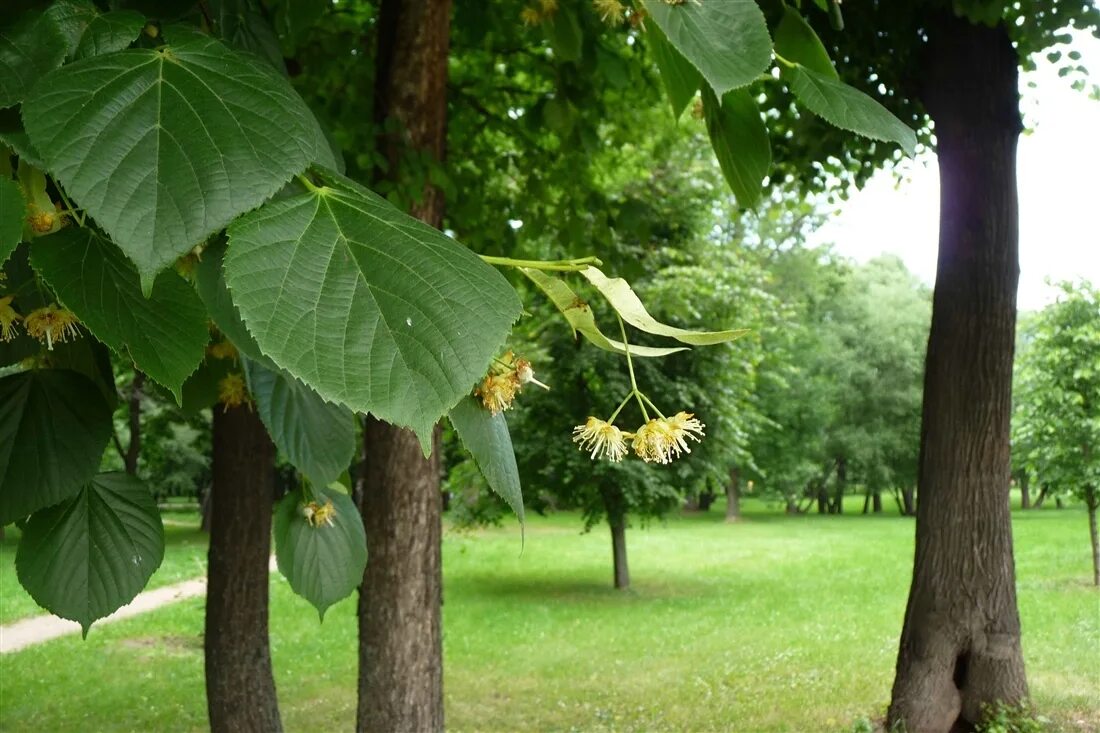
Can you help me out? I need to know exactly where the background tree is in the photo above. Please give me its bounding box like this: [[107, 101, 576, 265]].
[[1013, 281, 1100, 585]]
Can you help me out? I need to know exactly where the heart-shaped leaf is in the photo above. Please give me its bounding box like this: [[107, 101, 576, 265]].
[[23, 32, 332, 289], [0, 8, 69, 109], [31, 228, 208, 400], [274, 486, 366, 620], [224, 169, 522, 450], [74, 10, 145, 59], [244, 357, 356, 489], [0, 369, 113, 524], [647, 22, 702, 120], [702, 86, 770, 209], [16, 472, 164, 634], [642, 0, 772, 98]]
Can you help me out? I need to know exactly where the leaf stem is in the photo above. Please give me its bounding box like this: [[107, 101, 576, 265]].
[[53, 180, 85, 227], [296, 173, 322, 193], [617, 314, 649, 421], [480, 255, 603, 272]]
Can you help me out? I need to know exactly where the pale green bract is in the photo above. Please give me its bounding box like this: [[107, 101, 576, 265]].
[[224, 168, 523, 451], [22, 31, 334, 291], [15, 472, 164, 634], [31, 228, 208, 401]]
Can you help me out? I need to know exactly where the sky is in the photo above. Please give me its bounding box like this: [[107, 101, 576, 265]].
[[809, 35, 1100, 312]]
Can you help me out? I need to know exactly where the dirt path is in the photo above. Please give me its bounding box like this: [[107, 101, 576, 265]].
[[0, 557, 277, 654]]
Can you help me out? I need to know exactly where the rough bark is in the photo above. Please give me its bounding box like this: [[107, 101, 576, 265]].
[[889, 15, 1028, 732], [357, 418, 444, 733], [725, 468, 742, 522], [610, 518, 630, 590], [1019, 472, 1030, 510], [1087, 487, 1099, 587], [355, 0, 452, 730], [205, 405, 281, 733]]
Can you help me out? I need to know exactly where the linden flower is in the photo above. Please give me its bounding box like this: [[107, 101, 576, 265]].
[[207, 339, 239, 362], [593, 0, 626, 24], [477, 373, 518, 414], [302, 499, 336, 528], [514, 358, 550, 390], [666, 411, 705, 459], [217, 373, 249, 408], [24, 304, 80, 350], [0, 296, 22, 342], [520, 6, 542, 25], [573, 417, 630, 462], [632, 418, 676, 464]]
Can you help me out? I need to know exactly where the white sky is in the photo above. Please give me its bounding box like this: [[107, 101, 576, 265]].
[[809, 36, 1100, 312]]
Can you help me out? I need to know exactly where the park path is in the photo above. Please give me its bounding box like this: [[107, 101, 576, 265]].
[[0, 557, 277, 654]]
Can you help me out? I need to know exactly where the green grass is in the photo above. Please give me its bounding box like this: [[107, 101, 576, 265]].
[[0, 501, 1097, 732], [0, 516, 208, 625]]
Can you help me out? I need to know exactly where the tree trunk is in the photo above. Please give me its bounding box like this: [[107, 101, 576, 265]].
[[1034, 484, 1049, 509], [725, 468, 742, 522], [1019, 472, 1030, 510], [817, 484, 828, 514], [698, 489, 716, 511], [889, 15, 1027, 732], [832, 457, 846, 514], [610, 517, 630, 590], [124, 371, 144, 476], [862, 489, 871, 515], [1055, 496, 1064, 509], [205, 405, 280, 733], [356, 0, 452, 730], [1086, 487, 1099, 587], [357, 418, 444, 733], [872, 491, 883, 514], [902, 486, 916, 516]]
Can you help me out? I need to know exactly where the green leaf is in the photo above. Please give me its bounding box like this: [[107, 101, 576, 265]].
[[194, 238, 272, 366], [209, 0, 286, 72], [521, 268, 687, 358], [22, 33, 333, 289], [647, 23, 702, 120], [179, 355, 233, 417], [702, 86, 770, 209], [274, 486, 366, 620], [0, 9, 68, 109], [546, 6, 582, 62], [47, 0, 100, 57], [243, 357, 356, 488], [783, 64, 917, 156], [15, 472, 164, 634], [449, 396, 523, 523], [0, 369, 113, 524], [641, 0, 772, 98], [31, 228, 207, 400], [0, 175, 22, 266], [223, 168, 522, 450], [773, 7, 837, 79], [74, 10, 145, 59], [0, 107, 45, 168]]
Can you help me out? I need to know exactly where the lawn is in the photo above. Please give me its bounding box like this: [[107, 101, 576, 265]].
[[0, 499, 1097, 732]]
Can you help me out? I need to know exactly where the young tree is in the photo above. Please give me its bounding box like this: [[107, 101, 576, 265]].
[[1014, 282, 1100, 585]]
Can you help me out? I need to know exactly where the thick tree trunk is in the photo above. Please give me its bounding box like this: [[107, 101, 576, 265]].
[[726, 468, 742, 522], [357, 419, 444, 733], [610, 517, 630, 590], [356, 0, 452, 730], [889, 15, 1027, 732], [1087, 487, 1099, 587], [205, 405, 280, 733], [1019, 472, 1030, 510], [872, 491, 883, 513]]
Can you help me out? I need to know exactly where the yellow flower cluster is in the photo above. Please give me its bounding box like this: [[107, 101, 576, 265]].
[[520, 0, 559, 25], [592, 0, 626, 24], [573, 412, 705, 464], [217, 373, 249, 409], [24, 304, 81, 350], [0, 296, 22, 342], [301, 499, 336, 528], [475, 351, 549, 415]]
